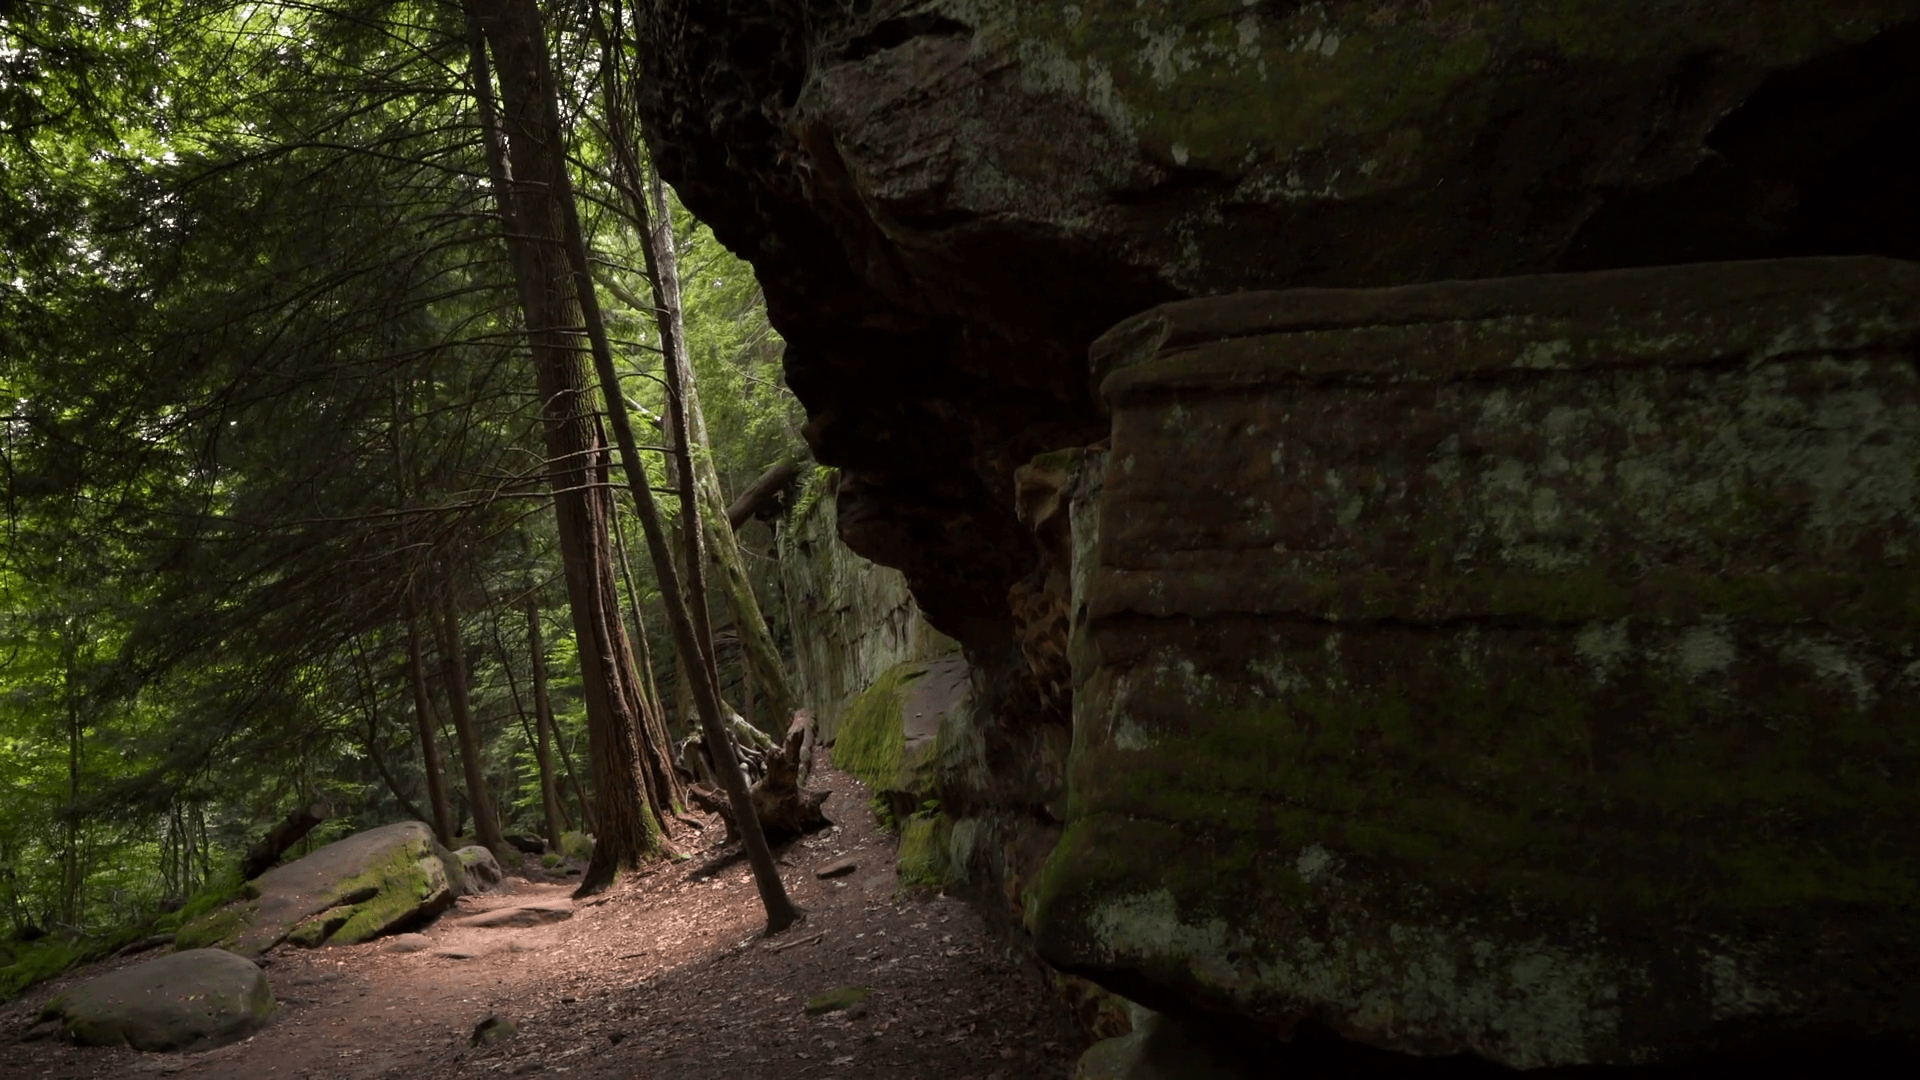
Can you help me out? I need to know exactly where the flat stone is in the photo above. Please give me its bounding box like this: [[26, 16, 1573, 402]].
[[456, 900, 574, 929], [383, 933, 431, 954], [813, 857, 858, 879], [42, 949, 275, 1052]]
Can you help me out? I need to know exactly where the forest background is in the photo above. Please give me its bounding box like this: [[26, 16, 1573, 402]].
[[1, 0, 824, 992]]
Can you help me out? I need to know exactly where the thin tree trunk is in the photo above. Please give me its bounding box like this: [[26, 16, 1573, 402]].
[[642, 163, 799, 732], [611, 499, 677, 783], [579, 5, 798, 931], [467, 0, 675, 895], [526, 597, 567, 848], [354, 637, 430, 825], [439, 573, 506, 856], [405, 590, 455, 846], [61, 627, 82, 927]]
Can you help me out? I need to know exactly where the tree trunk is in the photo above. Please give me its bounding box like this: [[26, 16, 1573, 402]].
[[467, 0, 677, 895], [726, 458, 801, 530], [404, 591, 455, 846], [611, 497, 678, 785], [526, 596, 567, 848], [641, 163, 800, 733], [241, 801, 330, 880], [354, 636, 430, 825], [61, 627, 82, 927], [438, 573, 505, 856], [585, 8, 799, 932]]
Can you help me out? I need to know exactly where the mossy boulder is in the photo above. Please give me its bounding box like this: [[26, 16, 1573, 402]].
[[41, 949, 273, 1051], [179, 821, 461, 956], [453, 846, 504, 893], [558, 831, 594, 862], [1030, 258, 1920, 1068], [834, 657, 970, 823]]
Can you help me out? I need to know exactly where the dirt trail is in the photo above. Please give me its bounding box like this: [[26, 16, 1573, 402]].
[[2, 761, 1082, 1079]]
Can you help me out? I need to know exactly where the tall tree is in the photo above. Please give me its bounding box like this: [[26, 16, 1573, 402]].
[[580, 0, 798, 932], [465, 0, 679, 895]]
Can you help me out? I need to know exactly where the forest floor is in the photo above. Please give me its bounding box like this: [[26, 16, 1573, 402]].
[[1, 758, 1084, 1079]]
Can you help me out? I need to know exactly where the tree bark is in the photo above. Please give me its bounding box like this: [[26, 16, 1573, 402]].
[[438, 572, 505, 856], [404, 590, 455, 847], [467, 0, 677, 895], [353, 637, 431, 825], [641, 163, 800, 733]]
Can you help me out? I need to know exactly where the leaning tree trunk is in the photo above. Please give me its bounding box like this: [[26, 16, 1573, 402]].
[[466, 1, 678, 895], [438, 573, 505, 856], [639, 162, 801, 733], [240, 800, 330, 881], [579, 2, 799, 932]]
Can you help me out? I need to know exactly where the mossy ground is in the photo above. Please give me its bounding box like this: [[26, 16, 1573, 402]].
[[1, 871, 259, 1003]]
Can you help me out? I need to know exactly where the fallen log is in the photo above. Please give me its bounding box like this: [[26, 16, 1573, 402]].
[[240, 799, 330, 880], [725, 458, 802, 530]]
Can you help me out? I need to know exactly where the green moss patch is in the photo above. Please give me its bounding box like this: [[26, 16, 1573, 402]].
[[832, 662, 920, 802], [896, 811, 954, 891]]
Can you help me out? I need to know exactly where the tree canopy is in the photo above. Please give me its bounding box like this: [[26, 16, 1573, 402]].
[[1, 0, 808, 977]]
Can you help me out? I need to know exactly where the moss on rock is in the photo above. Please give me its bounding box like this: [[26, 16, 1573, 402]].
[[1035, 259, 1920, 1067], [832, 663, 918, 799], [896, 811, 954, 891]]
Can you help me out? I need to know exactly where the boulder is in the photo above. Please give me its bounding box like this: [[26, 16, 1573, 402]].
[[454, 846, 504, 893], [40, 948, 273, 1051], [1030, 257, 1920, 1067], [558, 830, 594, 862], [636, 0, 1920, 1064], [176, 821, 461, 955]]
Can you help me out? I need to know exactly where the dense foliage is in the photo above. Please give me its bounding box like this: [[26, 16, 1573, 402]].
[[1, 0, 805, 989]]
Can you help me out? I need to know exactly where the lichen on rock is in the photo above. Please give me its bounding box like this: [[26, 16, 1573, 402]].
[[1028, 257, 1920, 1067]]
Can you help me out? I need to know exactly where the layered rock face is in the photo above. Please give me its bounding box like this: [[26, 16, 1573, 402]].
[[635, 0, 1920, 1066], [637, 0, 1920, 668], [1034, 257, 1920, 1067]]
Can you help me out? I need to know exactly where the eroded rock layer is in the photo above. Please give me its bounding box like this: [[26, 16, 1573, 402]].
[[636, 0, 1920, 668], [1031, 257, 1920, 1067], [633, 0, 1920, 1066]]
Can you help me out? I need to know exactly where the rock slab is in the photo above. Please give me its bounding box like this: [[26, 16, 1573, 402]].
[[457, 900, 573, 929], [1031, 257, 1920, 1068], [41, 948, 274, 1052], [176, 821, 462, 955]]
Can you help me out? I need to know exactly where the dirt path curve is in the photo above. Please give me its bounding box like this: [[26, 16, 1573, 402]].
[[2, 761, 1082, 1079]]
